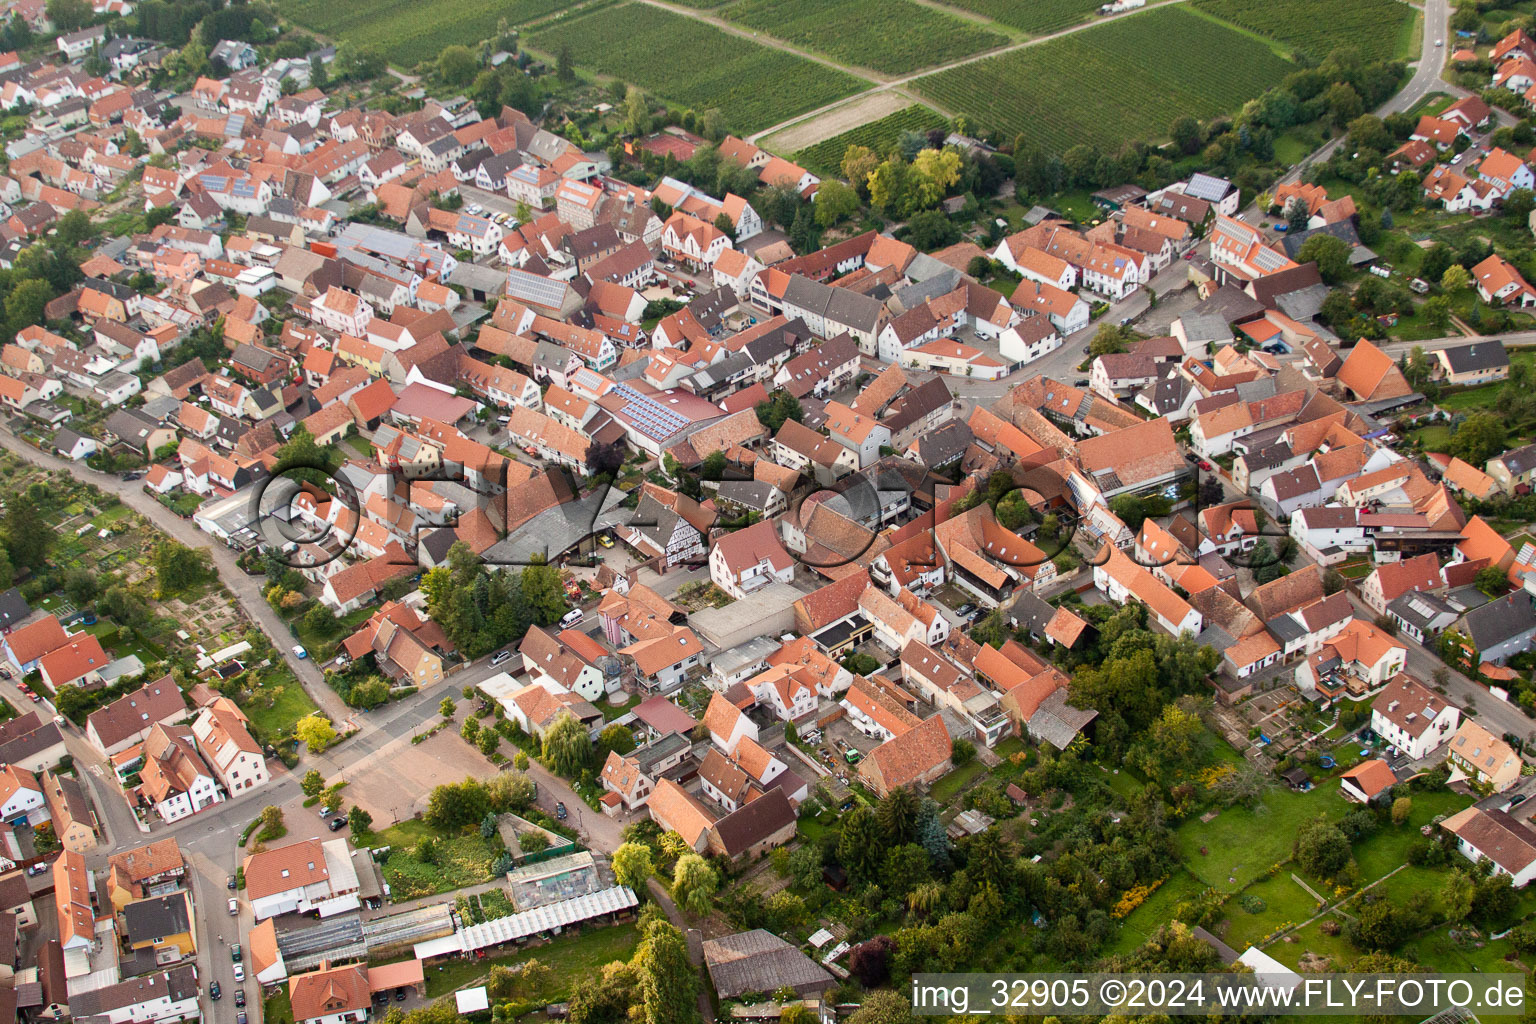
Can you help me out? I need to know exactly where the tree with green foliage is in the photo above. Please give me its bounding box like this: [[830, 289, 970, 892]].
[[1297, 233, 1351, 283], [567, 961, 639, 1024], [259, 803, 283, 834], [62, 568, 96, 605], [301, 770, 325, 798], [1442, 263, 1471, 293], [1089, 322, 1134, 356], [437, 45, 478, 86], [1295, 817, 1351, 878], [754, 391, 803, 432], [348, 677, 389, 710], [0, 493, 49, 573], [632, 919, 698, 1024], [848, 990, 917, 1024], [599, 723, 635, 756], [1476, 565, 1510, 597], [425, 777, 492, 830], [670, 852, 717, 914], [460, 717, 481, 744], [1450, 411, 1506, 466], [1285, 198, 1311, 233], [542, 711, 591, 777], [613, 842, 654, 890], [476, 727, 500, 756], [301, 601, 337, 638], [1170, 114, 1202, 155], [521, 557, 569, 626], [295, 715, 337, 752], [1421, 296, 1451, 332], [440, 696, 456, 719], [348, 805, 372, 837], [486, 769, 535, 810], [46, 0, 90, 31], [876, 786, 920, 845], [837, 805, 885, 885], [814, 180, 859, 228], [904, 208, 961, 251]]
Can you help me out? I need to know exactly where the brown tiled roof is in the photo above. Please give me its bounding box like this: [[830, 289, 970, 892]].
[[1441, 807, 1536, 874], [1246, 563, 1325, 620], [106, 838, 183, 886], [242, 838, 328, 901], [711, 788, 795, 858], [1341, 758, 1397, 799], [86, 675, 186, 750], [289, 963, 370, 1023], [647, 778, 715, 848], [863, 714, 949, 791]]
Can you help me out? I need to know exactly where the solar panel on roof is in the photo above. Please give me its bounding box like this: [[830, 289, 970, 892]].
[[506, 268, 568, 309], [1184, 173, 1229, 202]]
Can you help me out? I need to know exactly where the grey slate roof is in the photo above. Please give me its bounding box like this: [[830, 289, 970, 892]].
[[703, 928, 834, 998], [1438, 340, 1509, 375], [121, 892, 190, 946], [915, 420, 972, 467], [1463, 593, 1536, 651], [0, 589, 26, 632]]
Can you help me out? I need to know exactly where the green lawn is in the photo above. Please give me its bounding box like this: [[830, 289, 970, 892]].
[[1104, 768, 1146, 802], [930, 759, 987, 803], [1218, 871, 1326, 951], [241, 668, 321, 745], [366, 819, 505, 901], [1206, 789, 1475, 962], [421, 921, 640, 998], [1352, 790, 1472, 881], [601, 693, 641, 721], [1263, 911, 1360, 970], [1174, 785, 1351, 888], [1409, 423, 1452, 451], [346, 435, 374, 457], [1405, 92, 1454, 118], [1106, 869, 1210, 955], [263, 988, 294, 1024], [1273, 129, 1320, 165]]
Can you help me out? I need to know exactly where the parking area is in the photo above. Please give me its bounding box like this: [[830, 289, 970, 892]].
[[809, 717, 880, 788], [339, 727, 495, 828]]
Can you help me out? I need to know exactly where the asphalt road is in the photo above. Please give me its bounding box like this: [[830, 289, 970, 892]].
[[0, 425, 354, 728]]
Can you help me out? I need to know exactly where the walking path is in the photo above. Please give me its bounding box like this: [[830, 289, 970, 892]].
[[0, 426, 355, 728], [742, 0, 1198, 143], [1267, 864, 1406, 946]]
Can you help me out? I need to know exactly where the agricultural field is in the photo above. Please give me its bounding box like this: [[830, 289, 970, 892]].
[[527, 3, 864, 135], [935, 0, 1117, 35], [721, 0, 1009, 74], [1192, 0, 1418, 63], [792, 104, 948, 175], [276, 0, 571, 67], [910, 6, 1294, 153]]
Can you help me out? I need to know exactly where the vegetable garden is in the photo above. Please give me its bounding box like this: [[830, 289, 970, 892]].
[[793, 104, 948, 175], [527, 3, 864, 134], [721, 0, 1009, 74], [910, 6, 1294, 153], [1192, 0, 1418, 63], [277, 0, 570, 67]]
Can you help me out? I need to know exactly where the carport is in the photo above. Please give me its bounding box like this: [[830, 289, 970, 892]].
[[367, 959, 425, 998]]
